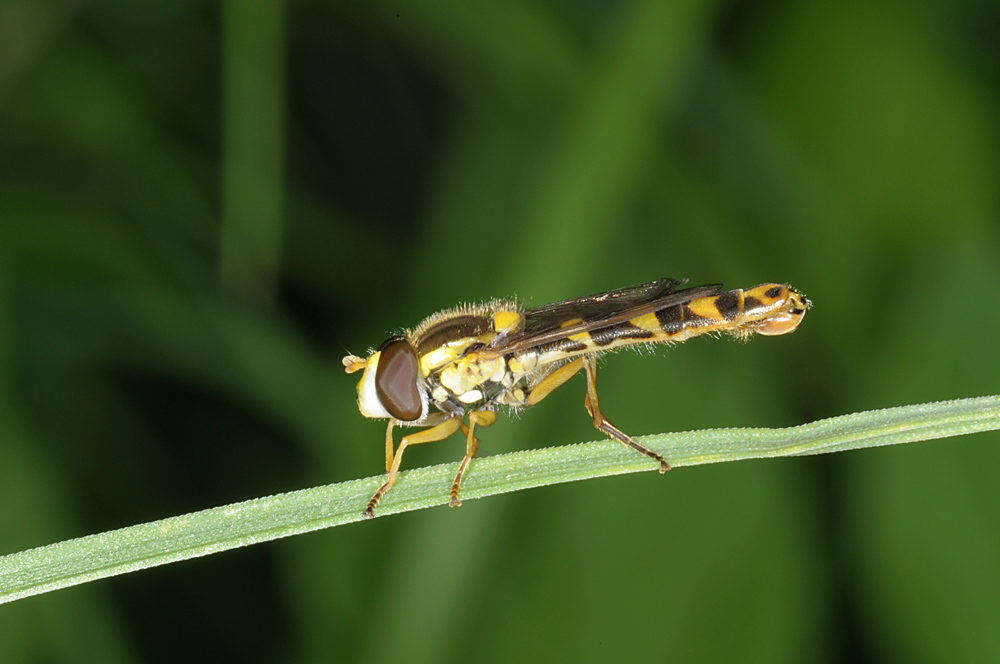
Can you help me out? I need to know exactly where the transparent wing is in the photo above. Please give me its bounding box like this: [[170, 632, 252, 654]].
[[493, 278, 722, 354]]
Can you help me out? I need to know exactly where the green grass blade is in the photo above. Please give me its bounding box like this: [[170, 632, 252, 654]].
[[2, 395, 998, 604]]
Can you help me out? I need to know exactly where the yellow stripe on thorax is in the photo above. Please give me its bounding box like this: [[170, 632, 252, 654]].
[[493, 310, 522, 334]]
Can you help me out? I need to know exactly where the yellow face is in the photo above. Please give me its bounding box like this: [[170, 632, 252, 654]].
[[344, 339, 429, 423], [349, 350, 389, 419]]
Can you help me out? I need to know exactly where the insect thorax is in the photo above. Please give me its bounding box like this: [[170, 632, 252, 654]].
[[412, 302, 526, 416]]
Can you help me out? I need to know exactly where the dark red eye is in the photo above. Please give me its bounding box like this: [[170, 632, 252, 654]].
[[374, 337, 422, 421]]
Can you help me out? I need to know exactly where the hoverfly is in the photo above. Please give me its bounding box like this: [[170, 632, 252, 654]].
[[343, 278, 809, 517]]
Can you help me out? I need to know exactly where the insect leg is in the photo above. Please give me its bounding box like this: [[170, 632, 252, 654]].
[[449, 410, 497, 508], [583, 355, 670, 473], [384, 419, 396, 471], [364, 417, 463, 518], [524, 357, 585, 406], [383, 414, 450, 470]]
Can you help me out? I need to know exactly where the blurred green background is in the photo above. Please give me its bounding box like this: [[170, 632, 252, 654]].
[[2, 0, 1000, 661]]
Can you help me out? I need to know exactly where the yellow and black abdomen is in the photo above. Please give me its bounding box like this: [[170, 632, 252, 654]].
[[534, 283, 809, 363], [666, 283, 809, 339]]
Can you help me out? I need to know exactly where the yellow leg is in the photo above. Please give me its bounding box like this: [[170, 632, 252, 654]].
[[583, 355, 670, 473], [384, 415, 450, 470], [384, 419, 396, 472], [525, 358, 585, 406], [364, 417, 463, 518], [449, 410, 497, 508]]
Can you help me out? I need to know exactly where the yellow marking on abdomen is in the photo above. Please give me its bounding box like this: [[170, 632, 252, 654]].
[[562, 317, 591, 344], [685, 295, 727, 322], [629, 312, 661, 333]]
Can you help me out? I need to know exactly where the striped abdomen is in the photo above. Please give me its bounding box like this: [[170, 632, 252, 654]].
[[533, 283, 809, 365]]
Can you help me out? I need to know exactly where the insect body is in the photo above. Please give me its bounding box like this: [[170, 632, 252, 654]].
[[343, 278, 809, 517]]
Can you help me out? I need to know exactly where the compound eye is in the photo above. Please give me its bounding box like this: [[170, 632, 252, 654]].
[[374, 337, 422, 421]]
